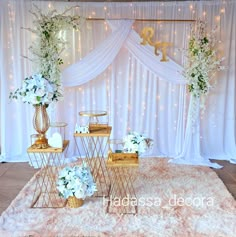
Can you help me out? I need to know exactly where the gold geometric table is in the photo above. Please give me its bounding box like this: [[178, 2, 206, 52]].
[[27, 140, 69, 208], [74, 125, 111, 197], [106, 152, 139, 214]]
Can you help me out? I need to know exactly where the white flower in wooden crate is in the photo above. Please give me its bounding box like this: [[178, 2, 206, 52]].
[[123, 132, 153, 154]]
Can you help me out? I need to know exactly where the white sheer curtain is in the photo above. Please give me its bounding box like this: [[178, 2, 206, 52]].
[[0, 0, 34, 162], [1, 0, 236, 166]]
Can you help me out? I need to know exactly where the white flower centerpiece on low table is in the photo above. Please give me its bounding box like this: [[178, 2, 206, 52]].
[[57, 162, 97, 208]]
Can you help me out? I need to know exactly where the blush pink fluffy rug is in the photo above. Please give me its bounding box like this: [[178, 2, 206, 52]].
[[0, 158, 235, 237]]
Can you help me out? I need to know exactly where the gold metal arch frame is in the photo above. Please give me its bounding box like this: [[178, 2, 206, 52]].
[[85, 17, 195, 62]]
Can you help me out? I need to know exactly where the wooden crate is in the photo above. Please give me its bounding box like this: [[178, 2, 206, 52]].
[[107, 152, 138, 167], [89, 123, 110, 133]]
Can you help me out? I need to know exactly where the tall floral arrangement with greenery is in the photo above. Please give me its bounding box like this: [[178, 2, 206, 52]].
[[27, 5, 83, 85], [10, 5, 83, 105], [184, 20, 225, 100]]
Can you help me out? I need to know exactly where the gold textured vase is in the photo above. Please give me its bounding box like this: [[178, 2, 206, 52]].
[[33, 104, 50, 149], [67, 196, 84, 208]]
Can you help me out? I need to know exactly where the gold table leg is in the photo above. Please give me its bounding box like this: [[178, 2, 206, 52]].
[[74, 135, 111, 197], [27, 141, 69, 208], [106, 167, 138, 215]]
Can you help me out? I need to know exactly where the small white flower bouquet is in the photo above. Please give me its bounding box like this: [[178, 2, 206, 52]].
[[57, 162, 97, 200], [123, 132, 153, 154], [9, 73, 62, 105]]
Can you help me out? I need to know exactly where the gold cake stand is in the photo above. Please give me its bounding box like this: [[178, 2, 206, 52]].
[[79, 110, 107, 125]]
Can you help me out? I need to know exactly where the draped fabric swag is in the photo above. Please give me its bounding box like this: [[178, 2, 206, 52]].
[[62, 20, 186, 87]]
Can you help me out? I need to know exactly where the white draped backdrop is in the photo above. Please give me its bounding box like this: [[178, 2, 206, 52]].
[[0, 0, 236, 167]]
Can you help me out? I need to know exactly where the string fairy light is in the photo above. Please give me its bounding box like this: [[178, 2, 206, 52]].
[[220, 8, 225, 14], [215, 15, 221, 22]]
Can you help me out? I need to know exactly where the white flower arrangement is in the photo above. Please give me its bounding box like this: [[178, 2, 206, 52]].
[[57, 162, 97, 200], [26, 5, 84, 85], [9, 74, 62, 105], [184, 20, 225, 99], [123, 132, 153, 154]]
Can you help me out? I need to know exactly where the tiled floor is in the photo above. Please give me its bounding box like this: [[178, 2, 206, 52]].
[[212, 159, 236, 199], [0, 162, 38, 215], [0, 159, 235, 216]]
